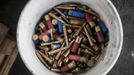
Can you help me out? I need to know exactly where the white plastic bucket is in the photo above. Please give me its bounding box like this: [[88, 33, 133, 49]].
[[17, 0, 123, 75]]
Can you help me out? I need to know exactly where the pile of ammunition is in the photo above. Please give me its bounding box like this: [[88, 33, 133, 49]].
[[32, 2, 109, 74]]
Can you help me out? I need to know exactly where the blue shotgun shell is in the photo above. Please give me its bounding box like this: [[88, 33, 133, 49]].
[[58, 21, 63, 34], [64, 10, 68, 16], [68, 10, 85, 19], [98, 20, 108, 33], [52, 43, 61, 49], [32, 34, 40, 45], [33, 40, 40, 46]]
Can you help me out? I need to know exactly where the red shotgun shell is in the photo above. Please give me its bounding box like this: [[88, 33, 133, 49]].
[[71, 37, 82, 53], [95, 26, 104, 43], [69, 55, 87, 63], [61, 61, 76, 72], [44, 15, 54, 29], [85, 13, 96, 28]]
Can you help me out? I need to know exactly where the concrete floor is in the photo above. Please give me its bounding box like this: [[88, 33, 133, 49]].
[[0, 0, 134, 75]]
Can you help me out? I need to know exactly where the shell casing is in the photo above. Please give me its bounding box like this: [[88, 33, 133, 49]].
[[68, 39, 75, 47], [42, 35, 50, 42], [98, 19, 108, 33], [32, 34, 38, 40], [39, 51, 53, 64], [38, 46, 50, 51], [95, 26, 104, 43], [58, 58, 63, 67], [84, 27, 94, 46], [85, 24, 93, 37], [63, 48, 70, 57], [44, 15, 54, 29], [38, 29, 55, 41], [69, 55, 87, 63], [39, 22, 46, 31], [71, 37, 82, 53], [53, 34, 63, 42], [54, 8, 69, 23], [48, 47, 68, 55], [49, 12, 66, 24], [64, 10, 68, 16], [51, 68, 60, 72], [56, 6, 75, 10], [95, 26, 101, 32], [82, 35, 88, 44], [94, 53, 102, 62], [63, 26, 69, 46], [41, 40, 62, 46], [61, 61, 76, 72], [51, 43, 61, 50], [58, 21, 63, 34], [52, 19, 58, 25], [81, 44, 97, 55], [32, 34, 40, 45], [63, 57, 69, 64], [66, 16, 80, 19], [73, 22, 86, 38], [82, 49, 94, 56], [85, 13, 96, 28], [68, 10, 85, 19], [52, 61, 58, 68], [67, 28, 72, 34], [69, 18, 85, 25], [63, 24, 81, 28], [75, 36, 82, 44], [55, 51, 62, 60], [47, 29, 56, 35], [55, 50, 65, 60], [82, 31, 96, 43], [39, 28, 43, 34], [36, 51, 51, 69]]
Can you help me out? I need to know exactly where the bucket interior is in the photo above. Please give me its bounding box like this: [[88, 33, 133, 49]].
[[17, 0, 123, 75]]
